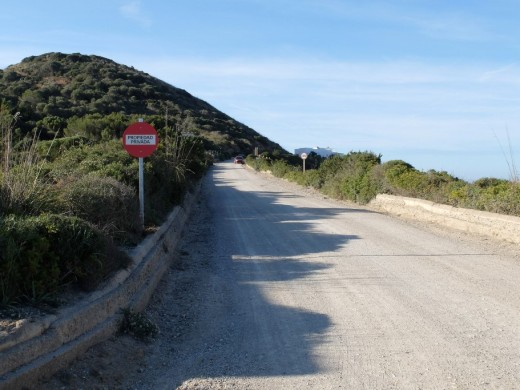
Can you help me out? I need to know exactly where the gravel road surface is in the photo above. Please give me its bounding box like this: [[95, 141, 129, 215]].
[[41, 162, 520, 389]]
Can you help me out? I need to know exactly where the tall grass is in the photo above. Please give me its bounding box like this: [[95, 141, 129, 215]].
[[0, 108, 61, 216], [494, 129, 518, 183], [162, 125, 203, 182]]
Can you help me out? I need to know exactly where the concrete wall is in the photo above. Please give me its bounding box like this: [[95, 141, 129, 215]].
[[0, 182, 200, 389], [370, 194, 520, 245]]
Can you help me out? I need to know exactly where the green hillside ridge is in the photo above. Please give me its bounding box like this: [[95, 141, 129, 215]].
[[0, 52, 286, 157]]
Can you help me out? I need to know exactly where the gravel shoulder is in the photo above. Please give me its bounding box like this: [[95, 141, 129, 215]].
[[38, 163, 520, 389]]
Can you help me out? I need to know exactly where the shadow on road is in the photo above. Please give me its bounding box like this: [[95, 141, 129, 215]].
[[172, 164, 363, 380]]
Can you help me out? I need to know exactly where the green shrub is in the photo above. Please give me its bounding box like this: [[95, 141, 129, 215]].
[[382, 160, 422, 196], [462, 181, 520, 216], [356, 167, 384, 204], [321, 151, 381, 203], [246, 155, 271, 171], [59, 175, 141, 243], [284, 170, 305, 185], [270, 159, 294, 178], [281, 169, 320, 189], [35, 135, 90, 161], [144, 154, 185, 226], [492, 183, 520, 216], [302, 169, 323, 189], [0, 214, 130, 305], [46, 139, 138, 187], [0, 167, 58, 216], [65, 113, 128, 140], [381, 160, 463, 204], [119, 308, 158, 341]]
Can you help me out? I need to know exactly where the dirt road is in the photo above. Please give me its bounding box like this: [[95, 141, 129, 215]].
[[41, 162, 520, 389]]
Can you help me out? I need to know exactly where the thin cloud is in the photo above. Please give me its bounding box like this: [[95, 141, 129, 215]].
[[119, 1, 152, 27], [137, 57, 499, 87], [130, 56, 520, 162], [309, 1, 495, 42], [409, 13, 495, 42], [478, 64, 520, 83]]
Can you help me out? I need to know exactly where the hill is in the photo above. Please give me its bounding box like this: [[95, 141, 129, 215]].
[[0, 53, 291, 304], [0, 52, 286, 157]]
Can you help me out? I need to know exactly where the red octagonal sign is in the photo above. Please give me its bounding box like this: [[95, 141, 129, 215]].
[[123, 122, 159, 158]]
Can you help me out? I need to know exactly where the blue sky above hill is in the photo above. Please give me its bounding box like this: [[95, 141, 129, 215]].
[[1, 0, 519, 181]]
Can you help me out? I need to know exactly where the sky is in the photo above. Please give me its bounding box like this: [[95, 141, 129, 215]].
[[1, 0, 519, 181]]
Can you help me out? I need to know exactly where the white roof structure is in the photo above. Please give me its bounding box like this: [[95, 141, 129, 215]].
[[294, 146, 339, 158]]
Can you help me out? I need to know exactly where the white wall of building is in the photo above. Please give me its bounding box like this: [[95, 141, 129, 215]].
[[294, 146, 338, 158]]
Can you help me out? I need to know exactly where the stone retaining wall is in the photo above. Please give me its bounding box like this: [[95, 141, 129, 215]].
[[0, 183, 200, 389], [370, 194, 520, 245]]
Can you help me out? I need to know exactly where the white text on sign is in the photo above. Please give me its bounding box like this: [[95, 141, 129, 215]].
[[126, 135, 157, 145]]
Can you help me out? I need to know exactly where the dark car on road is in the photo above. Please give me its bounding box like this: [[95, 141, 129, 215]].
[[234, 156, 245, 164]]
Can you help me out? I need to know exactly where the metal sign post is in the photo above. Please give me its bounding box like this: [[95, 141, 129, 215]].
[[300, 152, 308, 173], [138, 156, 145, 227], [122, 119, 159, 230]]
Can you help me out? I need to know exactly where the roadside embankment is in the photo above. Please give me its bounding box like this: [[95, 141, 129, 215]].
[[0, 183, 200, 390], [370, 194, 520, 245]]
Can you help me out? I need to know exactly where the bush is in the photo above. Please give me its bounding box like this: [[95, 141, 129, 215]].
[[270, 159, 294, 178], [0, 166, 58, 216], [454, 180, 520, 216], [0, 132, 60, 216], [0, 214, 130, 305], [318, 154, 348, 182], [144, 154, 185, 226], [59, 175, 141, 244], [301, 169, 323, 189], [119, 308, 158, 341], [355, 167, 384, 204], [381, 160, 463, 204], [46, 139, 138, 187], [35, 135, 90, 161], [246, 155, 271, 171], [284, 170, 305, 185], [321, 151, 381, 203]]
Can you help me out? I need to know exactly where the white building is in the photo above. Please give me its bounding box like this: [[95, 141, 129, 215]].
[[294, 146, 338, 158]]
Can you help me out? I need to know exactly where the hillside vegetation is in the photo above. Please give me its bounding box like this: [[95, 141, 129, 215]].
[[0, 52, 287, 306], [0, 52, 285, 157]]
